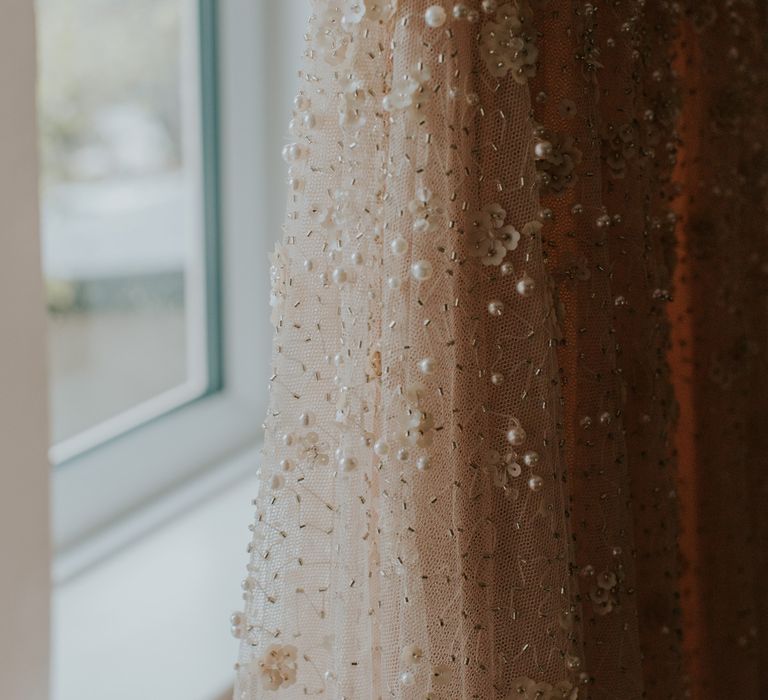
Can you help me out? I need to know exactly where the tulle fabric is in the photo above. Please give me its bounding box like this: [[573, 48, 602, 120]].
[[233, 1, 768, 698]]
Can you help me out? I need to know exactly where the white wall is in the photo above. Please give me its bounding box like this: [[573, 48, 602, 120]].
[[0, 2, 51, 699]]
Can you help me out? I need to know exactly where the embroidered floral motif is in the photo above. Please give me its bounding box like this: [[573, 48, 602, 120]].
[[252, 644, 298, 691], [313, 5, 349, 66], [521, 219, 543, 240], [534, 129, 583, 194], [382, 62, 432, 115], [408, 187, 445, 234], [295, 431, 330, 468], [492, 448, 523, 492], [557, 251, 591, 284], [467, 203, 521, 266], [342, 0, 398, 26], [601, 121, 641, 179], [338, 76, 367, 130], [398, 391, 435, 449], [588, 569, 620, 616], [480, 2, 538, 82]]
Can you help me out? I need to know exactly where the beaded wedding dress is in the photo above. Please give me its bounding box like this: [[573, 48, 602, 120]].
[[232, 1, 768, 697]]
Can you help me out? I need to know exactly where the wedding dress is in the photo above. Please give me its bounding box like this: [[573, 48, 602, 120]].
[[232, 1, 768, 697]]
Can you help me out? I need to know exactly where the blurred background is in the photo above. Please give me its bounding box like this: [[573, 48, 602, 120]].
[[30, 0, 310, 698], [40, 0, 195, 444]]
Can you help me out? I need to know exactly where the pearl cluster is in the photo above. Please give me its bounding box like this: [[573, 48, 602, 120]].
[[479, 1, 539, 81], [251, 644, 298, 691]]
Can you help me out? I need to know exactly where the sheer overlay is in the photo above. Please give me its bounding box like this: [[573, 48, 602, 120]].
[[232, 1, 768, 697]]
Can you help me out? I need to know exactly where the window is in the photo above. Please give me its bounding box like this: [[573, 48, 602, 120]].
[[41, 0, 283, 559], [38, 0, 221, 459]]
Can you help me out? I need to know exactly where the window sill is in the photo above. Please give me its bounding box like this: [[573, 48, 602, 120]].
[[53, 448, 260, 700]]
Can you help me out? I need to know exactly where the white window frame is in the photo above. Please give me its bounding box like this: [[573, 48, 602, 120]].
[[52, 0, 307, 560]]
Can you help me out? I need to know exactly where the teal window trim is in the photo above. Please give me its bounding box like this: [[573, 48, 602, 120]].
[[199, 0, 224, 395]]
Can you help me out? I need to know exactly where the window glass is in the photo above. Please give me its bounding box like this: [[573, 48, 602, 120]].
[[37, 0, 212, 447]]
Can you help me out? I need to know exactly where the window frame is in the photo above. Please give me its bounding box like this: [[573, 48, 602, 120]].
[[51, 0, 295, 555], [41, 0, 220, 457]]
